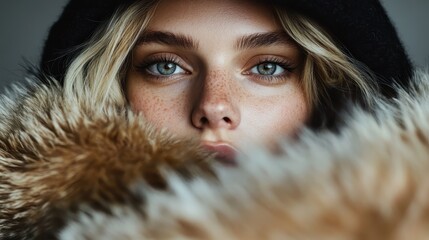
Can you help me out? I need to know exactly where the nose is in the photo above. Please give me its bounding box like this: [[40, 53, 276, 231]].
[[191, 71, 240, 130]]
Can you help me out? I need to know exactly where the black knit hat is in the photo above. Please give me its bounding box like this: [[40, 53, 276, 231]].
[[41, 0, 413, 96]]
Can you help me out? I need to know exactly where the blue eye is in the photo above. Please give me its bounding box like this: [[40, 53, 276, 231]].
[[250, 62, 285, 76], [147, 62, 186, 75]]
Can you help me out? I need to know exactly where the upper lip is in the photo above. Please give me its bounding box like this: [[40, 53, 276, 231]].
[[201, 141, 238, 165]]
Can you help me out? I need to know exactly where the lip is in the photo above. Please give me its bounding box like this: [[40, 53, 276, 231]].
[[201, 142, 238, 166]]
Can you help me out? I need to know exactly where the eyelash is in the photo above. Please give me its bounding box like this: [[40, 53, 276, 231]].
[[134, 55, 296, 84], [245, 57, 296, 84], [134, 55, 184, 74]]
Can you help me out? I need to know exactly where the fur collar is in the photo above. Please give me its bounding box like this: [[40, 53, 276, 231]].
[[1, 70, 429, 239]]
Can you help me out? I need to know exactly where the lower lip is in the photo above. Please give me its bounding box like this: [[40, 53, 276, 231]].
[[202, 144, 237, 166]]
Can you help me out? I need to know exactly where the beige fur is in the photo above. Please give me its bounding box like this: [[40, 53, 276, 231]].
[[1, 70, 429, 239], [0, 81, 213, 239]]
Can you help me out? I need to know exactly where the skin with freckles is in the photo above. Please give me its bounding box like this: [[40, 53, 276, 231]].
[[125, 0, 309, 154]]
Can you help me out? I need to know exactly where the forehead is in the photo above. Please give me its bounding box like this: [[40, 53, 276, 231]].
[[147, 0, 281, 34]]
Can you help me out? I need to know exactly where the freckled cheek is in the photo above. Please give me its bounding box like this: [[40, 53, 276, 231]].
[[242, 89, 309, 143], [128, 87, 190, 133], [275, 95, 309, 134]]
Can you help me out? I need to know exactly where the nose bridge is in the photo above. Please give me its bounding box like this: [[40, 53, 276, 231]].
[[201, 70, 231, 105], [192, 70, 240, 129]]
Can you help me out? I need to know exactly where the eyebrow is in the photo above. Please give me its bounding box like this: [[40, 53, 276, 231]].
[[235, 31, 293, 50], [136, 31, 293, 50], [136, 31, 199, 50]]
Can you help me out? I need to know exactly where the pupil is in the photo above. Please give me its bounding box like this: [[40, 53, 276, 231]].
[[258, 63, 276, 75], [157, 62, 176, 75]]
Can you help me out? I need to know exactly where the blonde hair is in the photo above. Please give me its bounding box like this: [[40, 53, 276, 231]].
[[63, 1, 378, 126], [63, 1, 159, 106], [275, 8, 377, 109]]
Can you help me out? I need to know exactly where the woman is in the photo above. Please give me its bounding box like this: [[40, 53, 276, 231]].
[[0, 0, 419, 239], [38, 0, 412, 162]]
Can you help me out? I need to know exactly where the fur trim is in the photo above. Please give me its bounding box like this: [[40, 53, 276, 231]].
[[0, 80, 213, 239], [1, 70, 429, 239]]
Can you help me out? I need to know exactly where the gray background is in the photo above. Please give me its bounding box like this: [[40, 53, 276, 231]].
[[0, 0, 428, 90]]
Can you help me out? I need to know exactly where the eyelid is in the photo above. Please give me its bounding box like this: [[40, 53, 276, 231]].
[[242, 55, 295, 74], [135, 53, 193, 74], [249, 63, 286, 76], [146, 62, 187, 76], [240, 55, 298, 85]]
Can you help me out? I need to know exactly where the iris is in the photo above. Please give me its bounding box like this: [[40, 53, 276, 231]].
[[156, 62, 177, 75]]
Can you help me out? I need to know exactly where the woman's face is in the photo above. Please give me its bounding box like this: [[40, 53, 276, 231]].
[[126, 0, 309, 162]]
